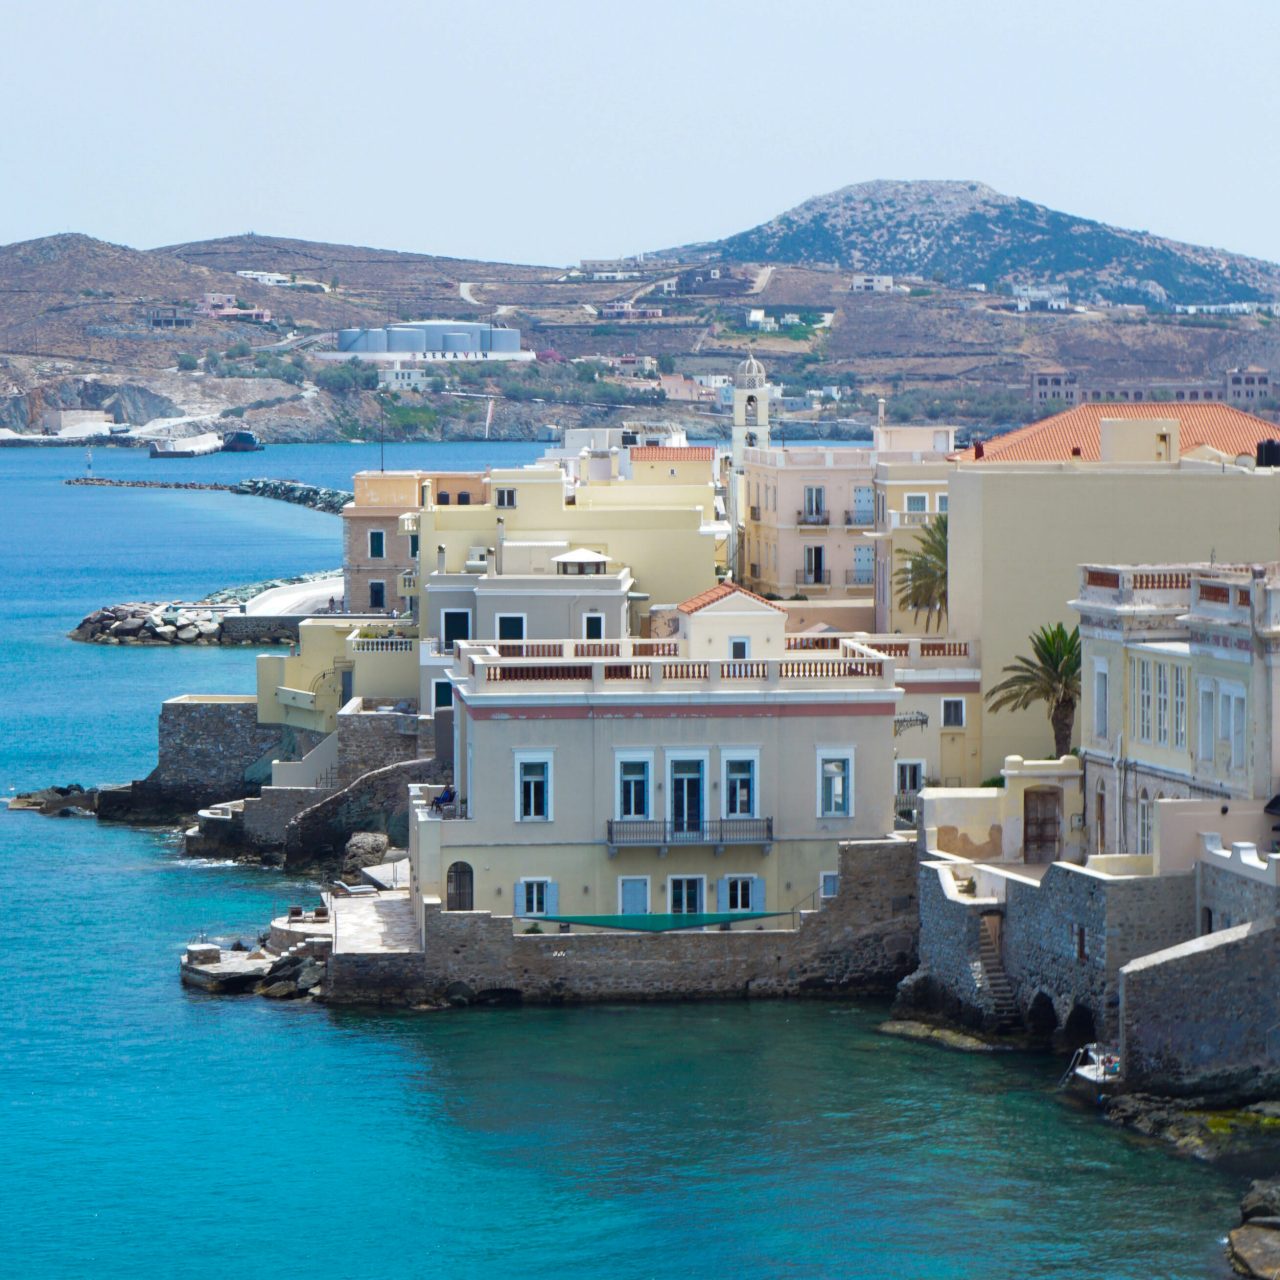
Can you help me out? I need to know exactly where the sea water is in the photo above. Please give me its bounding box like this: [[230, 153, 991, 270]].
[[0, 444, 1242, 1278]]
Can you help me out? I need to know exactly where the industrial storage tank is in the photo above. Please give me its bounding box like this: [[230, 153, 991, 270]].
[[359, 328, 388, 353], [386, 327, 427, 352], [338, 328, 365, 352], [489, 327, 521, 353], [441, 331, 474, 352]]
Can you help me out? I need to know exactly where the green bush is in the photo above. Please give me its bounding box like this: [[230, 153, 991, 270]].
[[176, 354, 198, 371]]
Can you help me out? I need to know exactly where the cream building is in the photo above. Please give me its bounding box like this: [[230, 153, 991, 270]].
[[408, 584, 985, 932], [742, 425, 955, 603], [1073, 561, 1280, 858]]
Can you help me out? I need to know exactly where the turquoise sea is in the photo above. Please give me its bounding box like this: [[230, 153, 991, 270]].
[[0, 442, 1242, 1278]]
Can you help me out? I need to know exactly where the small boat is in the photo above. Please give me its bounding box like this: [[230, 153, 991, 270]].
[[221, 429, 265, 453], [150, 432, 223, 459], [1059, 1042, 1123, 1096]]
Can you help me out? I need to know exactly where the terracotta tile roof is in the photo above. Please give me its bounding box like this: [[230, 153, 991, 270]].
[[956, 403, 1280, 463], [677, 581, 785, 614], [630, 446, 716, 462]]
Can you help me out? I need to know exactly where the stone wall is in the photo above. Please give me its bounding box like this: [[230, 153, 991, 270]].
[[242, 786, 328, 850], [1120, 918, 1280, 1097], [906, 860, 994, 1025], [331, 838, 919, 1006], [1002, 865, 1194, 1038], [336, 703, 424, 785], [326, 953, 433, 1005], [1198, 861, 1280, 933], [284, 757, 450, 869], [218, 614, 303, 645]]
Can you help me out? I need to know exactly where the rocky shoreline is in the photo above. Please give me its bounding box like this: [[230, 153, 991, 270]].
[[67, 601, 280, 646]]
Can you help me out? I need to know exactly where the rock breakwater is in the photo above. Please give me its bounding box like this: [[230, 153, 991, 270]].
[[68, 602, 293, 646], [66, 476, 353, 514]]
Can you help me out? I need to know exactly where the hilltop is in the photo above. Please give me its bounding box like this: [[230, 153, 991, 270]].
[[685, 180, 1280, 305]]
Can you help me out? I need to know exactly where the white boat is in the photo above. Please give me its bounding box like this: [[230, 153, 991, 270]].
[[1060, 1042, 1123, 1095], [149, 432, 223, 459]]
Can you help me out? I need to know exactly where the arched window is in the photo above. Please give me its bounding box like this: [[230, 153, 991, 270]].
[[1137, 790, 1152, 855], [446, 861, 474, 911]]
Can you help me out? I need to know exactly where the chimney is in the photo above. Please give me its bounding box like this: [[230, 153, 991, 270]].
[[495, 516, 505, 576], [974, 441, 985, 460], [436, 544, 446, 573], [1071, 445, 1082, 458], [877, 397, 886, 430]]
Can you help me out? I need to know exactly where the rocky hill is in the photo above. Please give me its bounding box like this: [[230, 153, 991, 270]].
[[687, 180, 1280, 305]]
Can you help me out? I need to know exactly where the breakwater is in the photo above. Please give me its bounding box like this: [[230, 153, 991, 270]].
[[66, 476, 354, 514]]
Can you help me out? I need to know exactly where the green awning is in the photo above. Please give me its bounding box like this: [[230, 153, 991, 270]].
[[518, 912, 789, 933]]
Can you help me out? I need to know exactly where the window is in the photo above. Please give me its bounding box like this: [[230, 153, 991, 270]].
[[409, 533, 419, 559], [618, 758, 650, 820], [730, 637, 750, 660], [820, 871, 840, 900], [368, 530, 385, 559], [937, 494, 948, 514], [1156, 663, 1169, 746], [496, 488, 517, 509], [583, 613, 604, 640], [496, 614, 525, 642], [1173, 667, 1187, 749], [802, 485, 825, 519], [1137, 790, 1152, 854], [519, 878, 551, 916], [1094, 664, 1109, 741], [369, 581, 386, 610], [724, 757, 756, 818], [433, 680, 453, 711], [1138, 659, 1152, 742], [905, 493, 928, 513], [942, 697, 965, 728], [1226, 691, 1247, 769], [1198, 684, 1215, 761], [669, 876, 703, 914], [818, 753, 853, 817], [442, 609, 471, 651], [618, 876, 649, 915], [726, 876, 754, 912], [516, 754, 552, 822]]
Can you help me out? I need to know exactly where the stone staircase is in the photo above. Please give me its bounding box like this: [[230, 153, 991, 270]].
[[978, 915, 1022, 1032]]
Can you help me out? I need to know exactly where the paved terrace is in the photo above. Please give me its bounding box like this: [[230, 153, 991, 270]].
[[333, 889, 421, 954]]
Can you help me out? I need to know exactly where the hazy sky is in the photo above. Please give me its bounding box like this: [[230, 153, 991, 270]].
[[3, 0, 1278, 266]]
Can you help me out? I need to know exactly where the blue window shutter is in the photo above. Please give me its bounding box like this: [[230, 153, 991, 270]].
[[751, 877, 766, 912], [545, 881, 559, 916], [514, 882, 524, 916], [716, 877, 728, 912]]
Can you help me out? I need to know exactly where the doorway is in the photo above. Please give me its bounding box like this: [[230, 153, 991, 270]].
[[1024, 787, 1061, 863], [1095, 782, 1106, 855], [669, 876, 704, 914], [671, 760, 705, 837], [445, 861, 474, 911]]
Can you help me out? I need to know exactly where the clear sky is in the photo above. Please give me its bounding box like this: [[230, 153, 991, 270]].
[[2, 0, 1277, 266]]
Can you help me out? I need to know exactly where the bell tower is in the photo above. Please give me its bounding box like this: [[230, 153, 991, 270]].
[[732, 350, 770, 469]]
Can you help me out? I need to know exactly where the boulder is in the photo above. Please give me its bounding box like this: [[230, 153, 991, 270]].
[[259, 980, 299, 999], [175, 626, 198, 642], [153, 625, 176, 640], [1230, 1224, 1280, 1278], [1242, 1179, 1280, 1223], [197, 621, 219, 636], [343, 831, 390, 875], [296, 962, 324, 991], [110, 617, 145, 635]]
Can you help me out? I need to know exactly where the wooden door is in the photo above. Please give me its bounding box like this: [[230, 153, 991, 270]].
[[1024, 788, 1061, 863]]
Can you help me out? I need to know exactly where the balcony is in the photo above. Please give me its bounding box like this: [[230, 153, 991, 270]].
[[606, 817, 774, 850], [845, 510, 873, 527], [795, 569, 831, 586], [796, 509, 830, 526], [888, 509, 933, 529]]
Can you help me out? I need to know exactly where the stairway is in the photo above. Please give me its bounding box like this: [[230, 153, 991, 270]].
[[978, 916, 1022, 1032]]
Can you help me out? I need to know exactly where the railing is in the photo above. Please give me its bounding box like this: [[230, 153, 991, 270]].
[[487, 663, 592, 682], [845, 509, 873, 526], [920, 640, 969, 657], [1131, 571, 1190, 591], [351, 636, 415, 653], [797, 509, 830, 526], [496, 642, 564, 658], [779, 657, 882, 678], [633, 641, 679, 657], [662, 661, 709, 680], [606, 817, 774, 846], [720, 660, 768, 680], [575, 642, 620, 658], [895, 790, 921, 826], [604, 663, 652, 681], [1085, 568, 1121, 589], [845, 569, 874, 586], [399, 572, 417, 592], [869, 641, 910, 657], [795, 570, 831, 586], [785, 635, 841, 650]]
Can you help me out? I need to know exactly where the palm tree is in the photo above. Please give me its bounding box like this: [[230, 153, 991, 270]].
[[985, 623, 1082, 757], [893, 514, 948, 632]]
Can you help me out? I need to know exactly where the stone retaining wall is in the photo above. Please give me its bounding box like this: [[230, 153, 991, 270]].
[[1198, 860, 1280, 933], [330, 838, 918, 1006], [326, 953, 434, 1005], [907, 860, 994, 1024], [1120, 918, 1280, 1097], [284, 757, 450, 869], [336, 704, 424, 785]]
